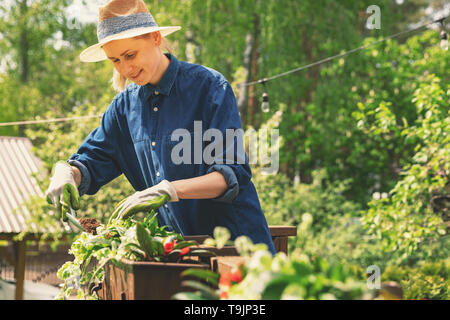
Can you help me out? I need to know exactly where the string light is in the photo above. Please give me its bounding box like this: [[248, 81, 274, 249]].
[[260, 79, 270, 113], [0, 16, 447, 127], [441, 31, 449, 51], [261, 92, 270, 113], [235, 15, 448, 113], [438, 18, 448, 51]]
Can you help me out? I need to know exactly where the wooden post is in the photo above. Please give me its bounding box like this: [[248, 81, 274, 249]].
[[211, 256, 245, 273], [269, 226, 297, 255], [14, 240, 27, 300]]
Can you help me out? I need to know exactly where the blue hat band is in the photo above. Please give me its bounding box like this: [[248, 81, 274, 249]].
[[97, 12, 159, 41]]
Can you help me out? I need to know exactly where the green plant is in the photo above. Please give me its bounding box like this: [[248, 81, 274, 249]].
[[295, 213, 394, 271], [362, 76, 449, 262], [382, 260, 450, 300], [174, 231, 372, 300], [56, 210, 210, 300]]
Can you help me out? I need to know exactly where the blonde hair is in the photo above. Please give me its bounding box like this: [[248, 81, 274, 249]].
[[111, 34, 173, 92]]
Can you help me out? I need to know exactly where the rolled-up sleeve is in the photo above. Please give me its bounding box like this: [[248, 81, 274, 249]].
[[67, 159, 91, 196], [205, 80, 252, 203], [68, 98, 123, 196], [206, 164, 239, 203]]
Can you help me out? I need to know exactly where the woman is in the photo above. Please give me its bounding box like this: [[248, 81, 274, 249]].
[[45, 0, 276, 255]]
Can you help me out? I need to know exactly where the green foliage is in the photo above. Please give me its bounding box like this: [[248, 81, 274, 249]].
[[0, 0, 102, 135], [175, 230, 372, 300], [382, 260, 450, 300], [202, 226, 234, 249], [251, 108, 362, 234], [229, 248, 370, 300], [294, 214, 389, 271], [255, 167, 362, 232], [362, 75, 449, 263], [1, 0, 447, 299], [307, 30, 449, 205], [56, 210, 208, 299]]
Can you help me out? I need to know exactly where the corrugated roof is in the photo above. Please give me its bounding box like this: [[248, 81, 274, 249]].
[[0, 136, 43, 234], [0, 136, 76, 234]]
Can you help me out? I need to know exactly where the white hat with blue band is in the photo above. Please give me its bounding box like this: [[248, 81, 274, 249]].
[[80, 0, 181, 63]]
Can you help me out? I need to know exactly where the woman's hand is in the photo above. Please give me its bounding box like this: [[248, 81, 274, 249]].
[[109, 179, 178, 223], [45, 161, 81, 221]]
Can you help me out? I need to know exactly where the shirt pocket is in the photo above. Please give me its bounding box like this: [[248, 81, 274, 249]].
[[163, 132, 202, 181]]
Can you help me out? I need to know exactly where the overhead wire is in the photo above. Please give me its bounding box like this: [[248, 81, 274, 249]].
[[0, 115, 102, 127], [236, 15, 448, 88], [0, 15, 447, 127]]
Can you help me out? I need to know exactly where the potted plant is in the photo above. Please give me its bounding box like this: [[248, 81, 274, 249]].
[[174, 235, 377, 300], [56, 210, 212, 300]]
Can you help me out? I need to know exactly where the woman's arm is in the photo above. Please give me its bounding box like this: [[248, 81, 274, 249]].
[[72, 166, 82, 188], [170, 171, 228, 199], [73, 164, 227, 200]]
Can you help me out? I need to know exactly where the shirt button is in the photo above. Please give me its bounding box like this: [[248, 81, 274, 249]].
[[151, 141, 156, 147], [154, 91, 159, 95], [153, 107, 158, 112], [156, 171, 160, 177], [164, 204, 168, 208]]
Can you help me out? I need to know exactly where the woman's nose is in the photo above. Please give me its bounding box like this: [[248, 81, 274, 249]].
[[121, 60, 135, 77]]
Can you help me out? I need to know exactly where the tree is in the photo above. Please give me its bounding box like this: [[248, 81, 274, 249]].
[[0, 0, 100, 136]]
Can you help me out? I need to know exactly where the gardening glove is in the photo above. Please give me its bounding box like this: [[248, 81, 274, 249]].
[[45, 161, 80, 222], [109, 180, 179, 223]]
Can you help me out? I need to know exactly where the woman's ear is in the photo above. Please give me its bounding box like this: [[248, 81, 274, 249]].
[[152, 31, 162, 46]]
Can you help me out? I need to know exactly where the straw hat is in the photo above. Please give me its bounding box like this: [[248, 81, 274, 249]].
[[80, 0, 181, 62]]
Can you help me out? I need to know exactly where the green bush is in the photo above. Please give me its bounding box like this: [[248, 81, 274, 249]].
[[362, 75, 449, 263], [382, 260, 450, 300]]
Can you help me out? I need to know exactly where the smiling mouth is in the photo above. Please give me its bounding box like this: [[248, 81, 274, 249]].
[[130, 69, 143, 80]]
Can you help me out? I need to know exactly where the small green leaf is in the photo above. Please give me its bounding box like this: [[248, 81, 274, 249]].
[[261, 275, 297, 300], [292, 261, 312, 277], [136, 222, 154, 259], [181, 269, 220, 287], [180, 280, 219, 300], [188, 249, 216, 257], [213, 227, 230, 249], [154, 241, 164, 256], [172, 292, 208, 300], [174, 241, 197, 250]]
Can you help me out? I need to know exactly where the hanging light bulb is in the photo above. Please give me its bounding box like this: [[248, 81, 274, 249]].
[[261, 92, 270, 113], [438, 18, 448, 51], [260, 78, 270, 113], [440, 30, 448, 51]]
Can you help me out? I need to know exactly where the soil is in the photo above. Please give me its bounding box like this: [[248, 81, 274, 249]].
[[78, 218, 101, 235]]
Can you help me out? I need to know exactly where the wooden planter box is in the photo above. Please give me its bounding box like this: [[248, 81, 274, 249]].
[[185, 225, 297, 256], [98, 258, 209, 300], [98, 226, 297, 300]]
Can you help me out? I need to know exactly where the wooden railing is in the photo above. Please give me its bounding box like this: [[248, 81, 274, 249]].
[[186, 225, 298, 274]]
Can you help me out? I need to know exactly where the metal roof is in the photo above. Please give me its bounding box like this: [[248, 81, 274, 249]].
[[0, 136, 76, 235], [0, 136, 45, 234]]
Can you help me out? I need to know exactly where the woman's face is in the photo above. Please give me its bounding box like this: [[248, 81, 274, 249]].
[[102, 32, 164, 86]]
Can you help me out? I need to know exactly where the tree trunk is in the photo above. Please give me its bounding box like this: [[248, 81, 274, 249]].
[[247, 14, 260, 128], [17, 0, 29, 136], [19, 0, 29, 83], [283, 28, 321, 183], [237, 33, 252, 128]]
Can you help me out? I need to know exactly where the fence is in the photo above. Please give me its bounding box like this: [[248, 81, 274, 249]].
[[0, 242, 72, 287]]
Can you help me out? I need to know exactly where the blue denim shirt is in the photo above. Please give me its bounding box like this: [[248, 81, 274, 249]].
[[68, 53, 275, 255]]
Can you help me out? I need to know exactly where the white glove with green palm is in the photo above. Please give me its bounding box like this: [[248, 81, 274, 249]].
[[45, 161, 80, 221], [108, 180, 178, 224]]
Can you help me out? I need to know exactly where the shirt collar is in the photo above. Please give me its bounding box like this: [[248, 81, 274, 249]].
[[141, 53, 179, 99]]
